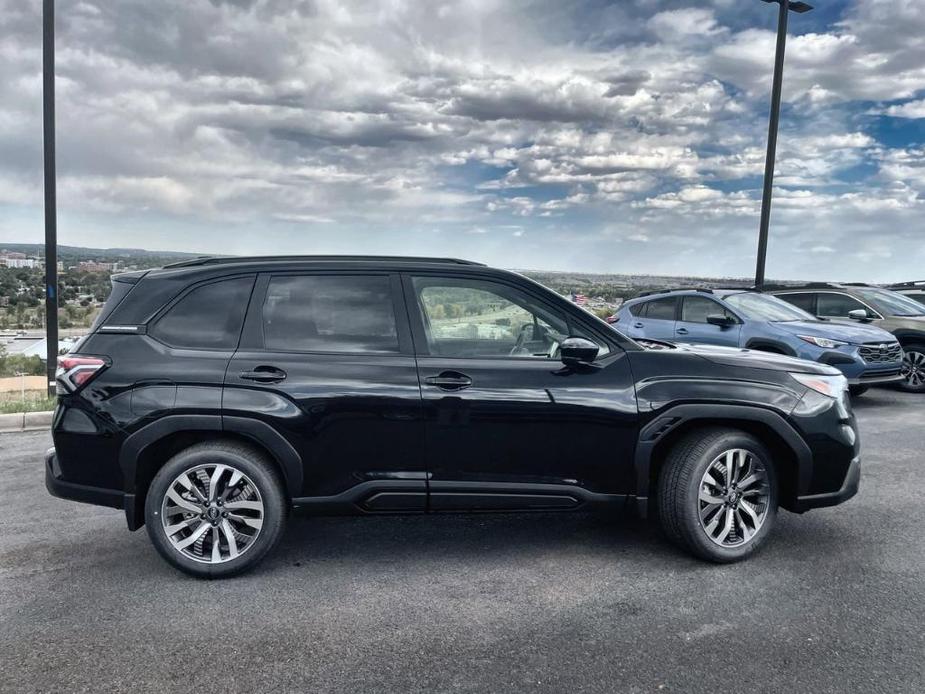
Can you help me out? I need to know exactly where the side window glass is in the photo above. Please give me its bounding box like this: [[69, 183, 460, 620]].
[[780, 293, 815, 314], [413, 278, 571, 359], [628, 303, 645, 317], [645, 297, 677, 321], [817, 293, 866, 318], [262, 275, 398, 353], [681, 296, 733, 323], [152, 276, 254, 350]]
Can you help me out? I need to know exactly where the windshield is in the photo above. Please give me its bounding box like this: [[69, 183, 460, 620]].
[[853, 287, 925, 317], [724, 292, 815, 322]]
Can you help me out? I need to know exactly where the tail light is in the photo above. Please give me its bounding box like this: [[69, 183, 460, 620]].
[[56, 356, 108, 393]]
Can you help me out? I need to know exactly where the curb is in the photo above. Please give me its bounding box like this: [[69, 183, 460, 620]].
[[0, 411, 54, 434]]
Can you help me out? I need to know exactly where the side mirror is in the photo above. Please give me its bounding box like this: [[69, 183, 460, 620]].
[[706, 314, 735, 328], [847, 309, 869, 321], [560, 336, 599, 366]]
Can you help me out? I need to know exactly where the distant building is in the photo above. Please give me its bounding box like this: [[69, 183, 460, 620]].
[[0, 255, 38, 269], [77, 261, 117, 272]]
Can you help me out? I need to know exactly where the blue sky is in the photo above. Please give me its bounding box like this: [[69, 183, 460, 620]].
[[1, 0, 924, 281]]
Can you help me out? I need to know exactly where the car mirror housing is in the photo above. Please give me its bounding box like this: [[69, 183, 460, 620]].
[[560, 336, 599, 366], [847, 309, 869, 321]]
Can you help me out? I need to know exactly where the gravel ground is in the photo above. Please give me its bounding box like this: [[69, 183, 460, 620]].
[[1, 388, 923, 693]]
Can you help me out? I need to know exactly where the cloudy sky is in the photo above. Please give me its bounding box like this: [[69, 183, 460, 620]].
[[2, 0, 925, 280]]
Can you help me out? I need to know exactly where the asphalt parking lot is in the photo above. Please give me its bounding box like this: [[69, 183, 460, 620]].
[[1, 389, 923, 693]]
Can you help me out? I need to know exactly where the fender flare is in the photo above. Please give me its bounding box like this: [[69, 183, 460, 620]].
[[632, 403, 812, 516], [119, 414, 303, 529], [744, 339, 796, 356]]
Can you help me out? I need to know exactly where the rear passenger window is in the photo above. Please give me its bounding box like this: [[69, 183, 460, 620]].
[[779, 293, 815, 314], [645, 297, 677, 320], [152, 277, 254, 350], [262, 275, 398, 353]]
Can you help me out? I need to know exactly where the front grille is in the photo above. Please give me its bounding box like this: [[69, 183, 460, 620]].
[[859, 342, 903, 364]]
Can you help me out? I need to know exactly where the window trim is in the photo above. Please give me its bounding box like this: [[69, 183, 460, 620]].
[[400, 271, 619, 361], [238, 271, 413, 356], [147, 274, 257, 352]]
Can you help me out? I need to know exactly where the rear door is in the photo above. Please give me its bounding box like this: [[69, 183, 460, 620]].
[[223, 271, 426, 511], [635, 296, 678, 340], [674, 295, 741, 347]]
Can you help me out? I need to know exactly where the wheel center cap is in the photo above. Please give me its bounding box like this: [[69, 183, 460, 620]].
[[206, 506, 220, 521]]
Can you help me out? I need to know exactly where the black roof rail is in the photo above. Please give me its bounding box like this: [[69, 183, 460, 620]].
[[635, 287, 714, 298], [842, 282, 873, 287], [163, 255, 485, 269], [887, 280, 925, 288]]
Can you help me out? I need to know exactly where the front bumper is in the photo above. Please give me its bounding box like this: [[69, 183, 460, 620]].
[[847, 371, 904, 386], [792, 455, 860, 512]]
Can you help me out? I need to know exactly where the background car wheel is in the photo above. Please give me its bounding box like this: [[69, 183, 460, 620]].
[[145, 441, 286, 578], [899, 345, 925, 392], [658, 427, 778, 563], [849, 385, 869, 397]]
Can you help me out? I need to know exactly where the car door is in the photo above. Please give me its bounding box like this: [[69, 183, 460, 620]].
[[674, 295, 742, 347], [404, 273, 639, 509], [223, 271, 427, 511], [631, 296, 678, 340]]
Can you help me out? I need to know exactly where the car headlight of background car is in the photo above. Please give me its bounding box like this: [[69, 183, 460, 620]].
[[797, 335, 849, 349]]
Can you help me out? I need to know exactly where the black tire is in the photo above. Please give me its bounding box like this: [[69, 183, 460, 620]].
[[898, 344, 925, 393], [658, 427, 778, 563], [849, 385, 869, 397], [145, 441, 287, 578]]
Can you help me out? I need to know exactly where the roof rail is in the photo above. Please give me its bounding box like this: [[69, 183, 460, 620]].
[[842, 282, 873, 287], [887, 280, 925, 288], [163, 255, 485, 269], [635, 287, 715, 298]]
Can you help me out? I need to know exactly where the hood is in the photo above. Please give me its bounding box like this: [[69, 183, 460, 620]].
[[771, 319, 895, 345], [667, 342, 839, 376]]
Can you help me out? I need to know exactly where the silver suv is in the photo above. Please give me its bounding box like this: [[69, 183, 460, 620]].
[[769, 283, 925, 393], [888, 281, 925, 307]]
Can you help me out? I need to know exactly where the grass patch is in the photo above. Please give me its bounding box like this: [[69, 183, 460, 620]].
[[0, 390, 57, 414]]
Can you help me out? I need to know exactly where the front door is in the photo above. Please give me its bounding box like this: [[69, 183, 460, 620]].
[[404, 273, 638, 510], [224, 272, 426, 511], [674, 295, 742, 347]]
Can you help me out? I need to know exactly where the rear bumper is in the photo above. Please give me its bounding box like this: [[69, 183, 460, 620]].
[[792, 455, 860, 512], [45, 447, 123, 509]]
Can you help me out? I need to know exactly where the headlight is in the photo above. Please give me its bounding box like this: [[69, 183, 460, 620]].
[[797, 335, 848, 349], [790, 372, 848, 399]]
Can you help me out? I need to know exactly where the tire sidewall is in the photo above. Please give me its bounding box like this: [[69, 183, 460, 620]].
[[144, 445, 286, 578], [676, 432, 778, 563], [899, 345, 925, 393]]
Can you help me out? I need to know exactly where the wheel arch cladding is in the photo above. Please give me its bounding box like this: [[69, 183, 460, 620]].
[[638, 412, 808, 514], [120, 415, 301, 529], [744, 339, 795, 356]]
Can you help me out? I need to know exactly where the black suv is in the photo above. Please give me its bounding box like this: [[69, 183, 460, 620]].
[[47, 256, 860, 577]]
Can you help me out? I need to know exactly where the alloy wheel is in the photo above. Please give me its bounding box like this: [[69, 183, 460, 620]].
[[698, 449, 770, 548], [160, 463, 264, 564], [901, 350, 925, 389]]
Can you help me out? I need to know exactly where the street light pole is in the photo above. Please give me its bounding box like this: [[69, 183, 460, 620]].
[[754, 0, 812, 289], [43, 0, 58, 396]]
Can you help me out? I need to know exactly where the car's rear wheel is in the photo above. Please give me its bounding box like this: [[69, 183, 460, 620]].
[[899, 344, 925, 392], [658, 428, 778, 563], [145, 441, 286, 578]]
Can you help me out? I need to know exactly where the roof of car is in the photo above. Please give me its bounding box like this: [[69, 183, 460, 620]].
[[162, 255, 485, 269], [628, 287, 751, 302]]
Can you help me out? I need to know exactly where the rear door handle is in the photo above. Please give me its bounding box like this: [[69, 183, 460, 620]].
[[424, 371, 472, 390], [676, 328, 689, 335], [633, 322, 644, 329], [239, 366, 287, 383]]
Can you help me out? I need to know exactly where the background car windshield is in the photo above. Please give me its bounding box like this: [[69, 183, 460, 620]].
[[853, 287, 925, 317], [724, 292, 813, 321]]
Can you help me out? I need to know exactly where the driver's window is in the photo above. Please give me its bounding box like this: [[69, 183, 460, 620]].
[[412, 278, 568, 358]]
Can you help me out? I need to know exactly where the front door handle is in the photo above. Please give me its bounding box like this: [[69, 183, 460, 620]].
[[633, 322, 644, 329], [676, 328, 689, 335], [424, 371, 472, 391], [239, 366, 287, 383]]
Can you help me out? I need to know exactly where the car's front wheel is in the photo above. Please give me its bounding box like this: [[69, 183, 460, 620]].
[[658, 428, 778, 562], [899, 344, 925, 392], [145, 441, 287, 578]]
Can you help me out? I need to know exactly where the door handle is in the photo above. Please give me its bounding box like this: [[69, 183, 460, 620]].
[[633, 322, 644, 329], [676, 328, 689, 335], [424, 371, 472, 390], [239, 366, 287, 383]]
